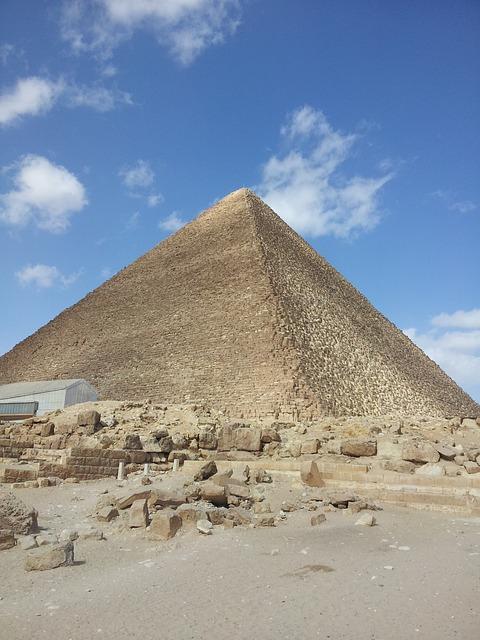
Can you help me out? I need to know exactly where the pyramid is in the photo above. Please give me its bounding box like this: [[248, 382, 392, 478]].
[[0, 189, 478, 419]]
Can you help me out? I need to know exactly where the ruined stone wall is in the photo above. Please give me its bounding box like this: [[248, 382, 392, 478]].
[[248, 191, 479, 417]]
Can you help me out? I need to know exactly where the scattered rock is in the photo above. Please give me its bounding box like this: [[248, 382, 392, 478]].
[[197, 519, 213, 534], [97, 506, 119, 523], [311, 513, 326, 526], [260, 428, 281, 444], [383, 460, 416, 474], [124, 434, 142, 450], [355, 512, 376, 527], [36, 533, 58, 546], [234, 428, 262, 452], [200, 482, 227, 506], [415, 463, 446, 477], [254, 515, 275, 527], [78, 526, 104, 541], [341, 439, 377, 457], [25, 541, 74, 572], [194, 460, 218, 482], [116, 490, 151, 510], [435, 444, 457, 461], [0, 529, 15, 551], [129, 499, 149, 528], [59, 529, 79, 542], [19, 535, 37, 550], [301, 439, 320, 454], [402, 441, 440, 464], [464, 461, 480, 474], [300, 461, 323, 487], [0, 489, 38, 534], [147, 510, 182, 541]]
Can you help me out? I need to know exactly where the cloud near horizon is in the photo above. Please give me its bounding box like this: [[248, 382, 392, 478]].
[[0, 155, 87, 233], [405, 307, 480, 401], [258, 105, 392, 239], [60, 0, 242, 66]]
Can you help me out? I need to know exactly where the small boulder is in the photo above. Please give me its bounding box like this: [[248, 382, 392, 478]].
[[194, 460, 218, 482], [129, 499, 149, 528], [0, 489, 38, 534], [25, 541, 74, 571], [124, 434, 142, 450], [234, 428, 262, 452], [147, 510, 182, 541], [300, 461, 323, 487], [97, 506, 118, 523], [197, 519, 213, 535], [415, 463, 446, 477], [301, 439, 320, 455], [435, 444, 457, 461], [464, 461, 480, 475], [311, 513, 326, 526], [200, 482, 227, 507], [355, 512, 376, 527], [402, 441, 440, 464], [0, 529, 15, 551], [341, 439, 377, 457]]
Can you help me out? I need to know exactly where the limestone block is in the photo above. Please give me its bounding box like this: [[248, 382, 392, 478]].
[[194, 460, 217, 482], [97, 506, 118, 522], [464, 461, 480, 474], [129, 499, 149, 528], [25, 541, 74, 571], [116, 489, 151, 510], [376, 438, 402, 459], [198, 430, 217, 450], [301, 439, 319, 455], [341, 439, 377, 457], [0, 529, 15, 550], [415, 463, 445, 477], [234, 428, 261, 452], [260, 428, 281, 444], [0, 489, 38, 534], [435, 444, 457, 461], [147, 510, 182, 541], [300, 461, 323, 487], [199, 482, 227, 506], [402, 441, 440, 464]]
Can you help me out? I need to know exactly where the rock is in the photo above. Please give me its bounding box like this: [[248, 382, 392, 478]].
[[454, 454, 466, 466], [141, 477, 152, 485], [124, 434, 142, 450], [376, 438, 403, 460], [341, 439, 377, 457], [226, 484, 250, 499], [176, 504, 209, 526], [328, 493, 356, 508], [25, 541, 74, 572], [65, 477, 79, 484], [402, 441, 440, 464], [0, 529, 15, 551], [147, 510, 182, 541], [281, 501, 297, 512], [300, 461, 323, 487], [301, 439, 320, 455], [77, 410, 101, 434], [59, 529, 79, 542], [129, 499, 149, 528], [464, 461, 480, 474], [149, 489, 186, 509], [0, 489, 38, 534], [38, 478, 51, 487], [171, 433, 189, 449], [223, 519, 235, 529], [435, 444, 457, 461], [260, 428, 281, 444], [157, 436, 174, 453], [78, 526, 104, 540], [234, 428, 262, 452], [40, 422, 55, 437], [383, 460, 416, 474], [415, 463, 446, 477], [311, 513, 326, 526], [116, 490, 151, 510], [198, 430, 217, 450], [218, 426, 235, 451], [200, 482, 227, 506], [461, 418, 477, 428], [254, 468, 272, 483], [97, 506, 119, 523], [227, 507, 253, 526], [194, 460, 218, 482], [347, 501, 368, 514], [19, 535, 37, 550], [466, 449, 480, 462], [254, 515, 275, 527], [36, 533, 58, 546], [288, 442, 302, 458], [355, 512, 376, 527], [197, 519, 213, 534]]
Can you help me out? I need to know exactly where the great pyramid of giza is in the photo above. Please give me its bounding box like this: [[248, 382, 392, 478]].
[[1, 189, 478, 418]]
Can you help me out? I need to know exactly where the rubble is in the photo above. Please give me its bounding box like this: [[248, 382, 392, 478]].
[[24, 541, 74, 571]]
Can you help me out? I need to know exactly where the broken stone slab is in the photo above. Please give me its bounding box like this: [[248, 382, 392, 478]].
[[260, 428, 281, 444], [415, 463, 446, 477], [197, 519, 213, 534], [149, 489, 187, 509], [129, 499, 149, 528], [77, 526, 104, 540], [464, 461, 480, 474], [200, 482, 227, 507], [300, 461, 323, 487], [355, 512, 376, 527], [97, 506, 119, 523], [0, 529, 15, 551], [376, 438, 403, 460], [402, 441, 440, 464], [234, 428, 262, 452], [311, 513, 326, 526], [226, 484, 250, 499], [176, 503, 210, 526], [19, 535, 37, 550], [198, 431, 217, 450], [124, 434, 142, 450], [341, 439, 377, 457], [59, 529, 79, 542], [116, 490, 151, 510], [36, 533, 58, 546], [383, 460, 416, 474], [435, 444, 457, 461], [194, 460, 218, 482], [25, 541, 74, 572], [0, 489, 38, 534], [254, 515, 275, 527], [301, 439, 320, 455], [77, 410, 101, 427], [147, 510, 182, 541]]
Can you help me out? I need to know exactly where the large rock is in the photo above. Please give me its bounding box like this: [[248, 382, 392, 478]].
[[234, 428, 261, 452], [301, 439, 320, 455], [124, 434, 142, 450], [0, 529, 15, 551], [0, 489, 38, 534], [300, 461, 323, 487], [129, 499, 149, 528], [194, 460, 217, 482], [116, 490, 151, 510], [25, 542, 74, 571], [217, 426, 235, 451], [435, 444, 457, 461], [200, 482, 227, 506], [147, 510, 182, 541], [402, 441, 440, 464], [77, 410, 101, 434], [376, 438, 403, 460], [341, 439, 377, 457], [149, 489, 187, 509], [464, 461, 480, 475], [198, 430, 217, 450], [260, 428, 281, 444], [176, 504, 210, 526], [415, 463, 445, 477]]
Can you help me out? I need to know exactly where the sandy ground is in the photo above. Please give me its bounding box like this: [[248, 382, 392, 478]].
[[1, 478, 479, 640]]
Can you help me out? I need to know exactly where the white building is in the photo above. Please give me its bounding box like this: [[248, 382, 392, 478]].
[[0, 379, 97, 417]]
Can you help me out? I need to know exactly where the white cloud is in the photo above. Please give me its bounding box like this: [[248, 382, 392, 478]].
[[65, 83, 132, 111], [119, 160, 154, 189], [60, 0, 241, 65], [431, 190, 477, 214], [159, 211, 185, 232], [404, 310, 480, 401], [16, 264, 82, 289], [432, 308, 480, 330], [0, 43, 15, 66], [0, 155, 87, 233], [449, 200, 476, 214], [125, 210, 140, 230], [258, 105, 392, 238], [147, 192, 164, 207], [0, 77, 62, 126]]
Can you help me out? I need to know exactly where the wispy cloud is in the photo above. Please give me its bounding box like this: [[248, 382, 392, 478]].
[[0, 75, 131, 126], [159, 211, 185, 232], [119, 159, 154, 189], [0, 155, 87, 233], [60, 0, 241, 65], [125, 210, 140, 230], [404, 307, 480, 401], [257, 105, 392, 238], [431, 189, 477, 214], [16, 263, 82, 289], [147, 193, 164, 207]]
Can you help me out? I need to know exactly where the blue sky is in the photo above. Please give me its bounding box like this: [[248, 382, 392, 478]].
[[1, 0, 479, 401]]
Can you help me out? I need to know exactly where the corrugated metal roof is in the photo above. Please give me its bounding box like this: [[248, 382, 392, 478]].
[[0, 379, 86, 400]]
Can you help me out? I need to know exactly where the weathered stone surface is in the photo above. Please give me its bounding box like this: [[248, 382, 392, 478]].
[[226, 484, 250, 499], [97, 506, 118, 522], [355, 513, 376, 527], [0, 529, 15, 550], [383, 460, 416, 474], [464, 461, 480, 474], [200, 482, 227, 506], [234, 428, 261, 452], [217, 426, 235, 451], [194, 460, 217, 482], [25, 541, 74, 571], [341, 439, 377, 457], [19, 535, 37, 550], [176, 504, 209, 526], [301, 439, 320, 455], [415, 463, 445, 477], [124, 434, 142, 450], [253, 501, 272, 514], [402, 441, 440, 464], [0, 489, 38, 534], [227, 507, 253, 526], [77, 410, 101, 430], [254, 515, 275, 527], [129, 499, 149, 528], [147, 510, 182, 541], [116, 490, 151, 510], [197, 519, 213, 534], [260, 428, 281, 444], [59, 529, 79, 542], [435, 444, 457, 461], [77, 526, 104, 540], [300, 461, 323, 487], [40, 422, 55, 437], [149, 489, 186, 509], [198, 430, 217, 450], [311, 513, 326, 526], [376, 438, 403, 460]]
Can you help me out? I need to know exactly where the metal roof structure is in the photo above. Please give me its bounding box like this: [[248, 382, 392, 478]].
[[0, 379, 89, 401]]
